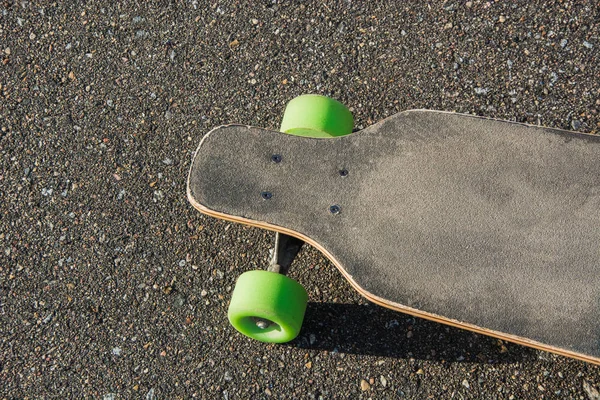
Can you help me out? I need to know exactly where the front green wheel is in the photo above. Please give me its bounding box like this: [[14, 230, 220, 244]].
[[279, 94, 354, 138], [228, 270, 308, 343]]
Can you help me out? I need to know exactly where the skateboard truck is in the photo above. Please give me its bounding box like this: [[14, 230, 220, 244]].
[[267, 233, 304, 275]]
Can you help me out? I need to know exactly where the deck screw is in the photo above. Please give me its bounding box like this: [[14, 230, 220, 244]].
[[329, 205, 341, 215], [261, 191, 273, 200]]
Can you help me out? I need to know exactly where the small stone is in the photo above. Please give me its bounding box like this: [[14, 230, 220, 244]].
[[499, 16, 506, 23], [4, 48, 9, 55], [112, 347, 122, 356], [305, 361, 312, 369], [466, 1, 472, 7], [146, 388, 155, 400], [251, 19, 259, 25], [173, 294, 185, 307], [444, 22, 453, 29], [224, 371, 233, 381], [571, 120, 582, 130], [583, 41, 594, 49], [416, 369, 424, 375], [380, 375, 388, 387], [401, 30, 406, 36], [386, 319, 399, 328], [201, 290, 208, 297], [462, 379, 470, 389], [265, 388, 272, 396], [560, 39, 568, 48], [162, 158, 173, 165], [406, 330, 413, 338], [360, 380, 370, 391], [68, 71, 76, 80], [29, 32, 36, 40], [583, 380, 600, 399], [103, 395, 116, 400]]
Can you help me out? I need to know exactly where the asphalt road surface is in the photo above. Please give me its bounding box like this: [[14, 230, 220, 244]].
[[1, 1, 600, 399]]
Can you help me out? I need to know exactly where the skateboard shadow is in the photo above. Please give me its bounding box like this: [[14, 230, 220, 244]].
[[292, 302, 538, 364]]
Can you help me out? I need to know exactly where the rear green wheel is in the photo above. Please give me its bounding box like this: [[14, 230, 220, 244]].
[[279, 94, 354, 138], [228, 270, 308, 343]]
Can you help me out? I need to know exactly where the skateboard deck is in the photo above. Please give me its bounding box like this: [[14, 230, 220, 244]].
[[187, 110, 600, 364]]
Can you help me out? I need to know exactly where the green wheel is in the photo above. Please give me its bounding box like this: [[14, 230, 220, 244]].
[[279, 94, 354, 138], [228, 270, 308, 343]]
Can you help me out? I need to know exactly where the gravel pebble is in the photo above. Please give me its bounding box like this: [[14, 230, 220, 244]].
[[380, 375, 387, 387], [584, 381, 600, 400], [360, 380, 370, 391]]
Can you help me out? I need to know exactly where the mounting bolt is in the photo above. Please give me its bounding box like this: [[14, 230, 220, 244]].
[[329, 204, 341, 215], [261, 191, 273, 200], [339, 169, 349, 177], [271, 154, 282, 163]]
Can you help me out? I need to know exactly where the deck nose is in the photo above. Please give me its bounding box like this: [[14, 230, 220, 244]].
[[187, 124, 356, 233]]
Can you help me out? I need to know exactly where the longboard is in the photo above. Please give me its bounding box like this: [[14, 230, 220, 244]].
[[187, 109, 600, 364]]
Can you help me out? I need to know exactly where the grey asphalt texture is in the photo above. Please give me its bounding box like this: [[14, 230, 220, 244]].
[[1, 1, 599, 399]]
